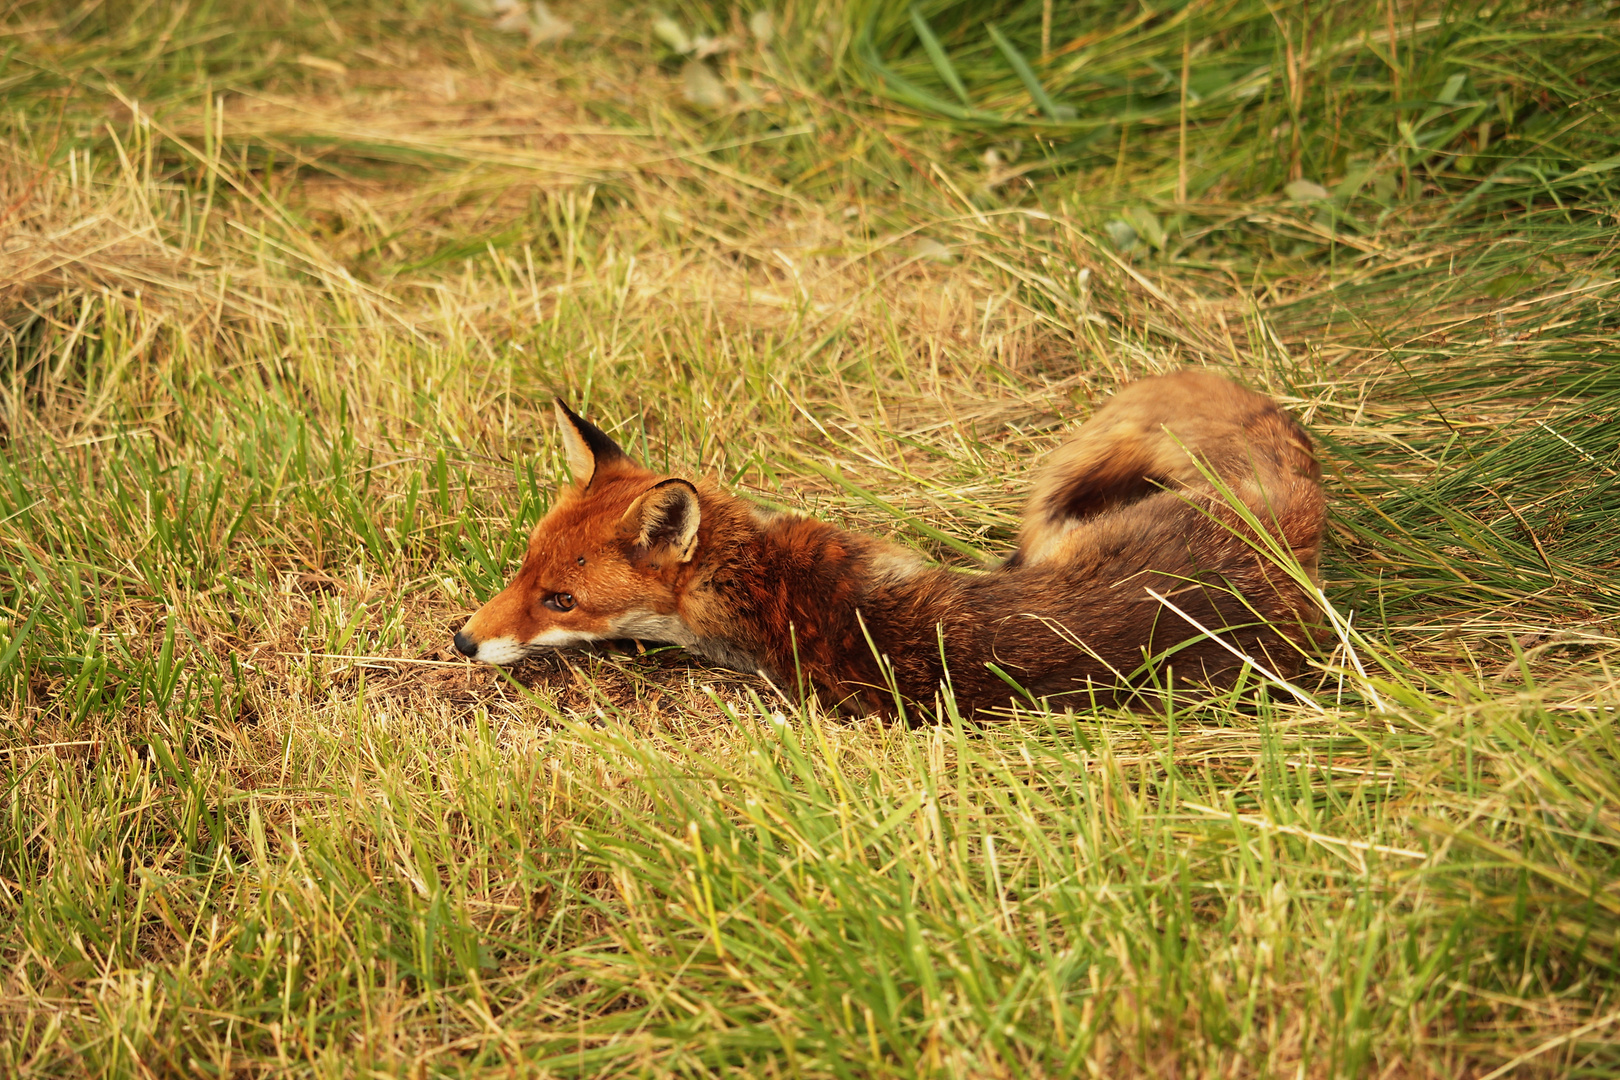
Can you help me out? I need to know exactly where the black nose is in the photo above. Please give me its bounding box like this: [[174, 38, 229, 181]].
[[453, 630, 477, 658]]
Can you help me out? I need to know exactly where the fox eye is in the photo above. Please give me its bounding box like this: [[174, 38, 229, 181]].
[[544, 592, 576, 613]]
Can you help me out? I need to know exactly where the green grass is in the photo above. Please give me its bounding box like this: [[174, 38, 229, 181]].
[[2, 0, 1619, 1075]]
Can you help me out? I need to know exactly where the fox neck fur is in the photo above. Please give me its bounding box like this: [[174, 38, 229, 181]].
[[453, 370, 1327, 720]]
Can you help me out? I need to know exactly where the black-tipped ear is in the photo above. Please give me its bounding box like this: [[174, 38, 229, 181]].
[[619, 478, 701, 563], [555, 399, 628, 489]]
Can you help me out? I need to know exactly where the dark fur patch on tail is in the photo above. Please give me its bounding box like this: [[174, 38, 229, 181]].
[[1006, 467, 1169, 567], [1054, 470, 1168, 523]]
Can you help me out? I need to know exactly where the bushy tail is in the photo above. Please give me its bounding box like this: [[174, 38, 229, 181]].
[[1012, 370, 1322, 573]]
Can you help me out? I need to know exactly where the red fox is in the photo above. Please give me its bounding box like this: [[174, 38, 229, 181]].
[[453, 370, 1326, 719]]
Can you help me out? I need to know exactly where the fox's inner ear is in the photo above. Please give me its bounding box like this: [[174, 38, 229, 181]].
[[619, 479, 701, 563], [555, 399, 629, 489]]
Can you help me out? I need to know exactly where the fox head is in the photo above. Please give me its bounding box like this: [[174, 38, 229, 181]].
[[452, 401, 703, 665]]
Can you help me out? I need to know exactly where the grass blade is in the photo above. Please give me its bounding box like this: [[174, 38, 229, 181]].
[[986, 22, 1068, 121], [910, 6, 972, 106]]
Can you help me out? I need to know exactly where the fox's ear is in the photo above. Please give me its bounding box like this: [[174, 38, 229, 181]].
[[619, 479, 701, 563], [555, 400, 628, 489]]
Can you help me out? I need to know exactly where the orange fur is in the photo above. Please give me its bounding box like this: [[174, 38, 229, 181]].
[[454, 372, 1327, 720]]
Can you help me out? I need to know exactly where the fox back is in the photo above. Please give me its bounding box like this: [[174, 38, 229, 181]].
[[454, 371, 1326, 719]]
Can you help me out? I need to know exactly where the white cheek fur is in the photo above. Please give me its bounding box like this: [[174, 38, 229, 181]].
[[475, 628, 609, 664], [610, 610, 695, 646], [530, 627, 606, 648], [474, 637, 528, 665]]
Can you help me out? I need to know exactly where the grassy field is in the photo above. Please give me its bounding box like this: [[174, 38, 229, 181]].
[[3, 0, 1619, 1075]]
